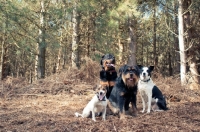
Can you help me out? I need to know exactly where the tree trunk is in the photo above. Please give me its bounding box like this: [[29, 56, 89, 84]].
[[1, 39, 8, 80], [178, 0, 187, 85], [118, 21, 124, 65], [56, 29, 63, 73], [71, 3, 80, 68], [118, 38, 123, 65], [153, 0, 158, 69], [36, 0, 46, 79], [127, 17, 137, 66], [182, 0, 199, 84], [173, 0, 180, 74], [0, 12, 9, 80]]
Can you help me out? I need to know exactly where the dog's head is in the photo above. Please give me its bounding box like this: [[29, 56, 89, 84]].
[[96, 85, 107, 101], [100, 53, 115, 71], [120, 65, 139, 88], [138, 65, 154, 81]]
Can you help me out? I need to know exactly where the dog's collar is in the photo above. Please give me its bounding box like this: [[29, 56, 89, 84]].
[[140, 78, 151, 82], [97, 94, 106, 101]]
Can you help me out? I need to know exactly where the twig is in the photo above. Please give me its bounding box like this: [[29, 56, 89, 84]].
[[113, 122, 117, 132]]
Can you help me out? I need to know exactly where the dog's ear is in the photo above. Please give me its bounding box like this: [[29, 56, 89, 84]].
[[119, 64, 127, 74], [100, 55, 105, 65], [93, 84, 98, 91], [112, 56, 116, 64], [149, 66, 154, 72], [135, 65, 140, 76], [137, 65, 143, 69]]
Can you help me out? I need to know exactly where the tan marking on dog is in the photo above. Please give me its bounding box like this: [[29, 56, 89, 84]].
[[100, 81, 109, 87], [107, 101, 119, 114], [122, 72, 139, 88], [120, 92, 125, 96], [103, 59, 115, 71], [131, 102, 137, 116], [119, 111, 126, 120], [108, 81, 115, 87]]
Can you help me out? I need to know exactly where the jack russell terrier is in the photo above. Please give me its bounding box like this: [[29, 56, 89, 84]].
[[75, 85, 107, 121]]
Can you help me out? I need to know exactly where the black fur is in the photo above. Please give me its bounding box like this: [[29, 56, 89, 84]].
[[100, 53, 117, 99], [100, 70, 117, 98], [109, 78, 138, 112], [152, 86, 168, 110], [108, 65, 139, 118]]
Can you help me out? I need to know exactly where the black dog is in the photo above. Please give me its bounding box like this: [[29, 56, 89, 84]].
[[100, 53, 117, 99], [108, 65, 139, 119]]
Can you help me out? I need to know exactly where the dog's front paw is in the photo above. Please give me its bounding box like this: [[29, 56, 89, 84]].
[[140, 110, 145, 113], [147, 110, 151, 113], [75, 112, 79, 117], [119, 113, 126, 120], [92, 118, 96, 122]]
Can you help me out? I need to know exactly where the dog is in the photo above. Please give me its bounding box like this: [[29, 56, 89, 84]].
[[137, 65, 168, 113], [100, 53, 117, 99], [108, 65, 139, 119], [75, 85, 107, 121]]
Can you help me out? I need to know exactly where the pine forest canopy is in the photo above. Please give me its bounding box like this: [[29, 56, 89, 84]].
[[0, 0, 199, 85]]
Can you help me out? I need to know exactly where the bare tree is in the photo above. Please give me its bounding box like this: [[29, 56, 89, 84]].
[[183, 0, 199, 84], [35, 0, 46, 79], [178, 0, 187, 85], [71, 2, 80, 68], [127, 17, 137, 66]]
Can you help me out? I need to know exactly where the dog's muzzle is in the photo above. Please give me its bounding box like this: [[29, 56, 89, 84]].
[[106, 63, 115, 67], [97, 92, 106, 101]]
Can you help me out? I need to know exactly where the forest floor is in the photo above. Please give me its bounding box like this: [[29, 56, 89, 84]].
[[0, 60, 200, 132]]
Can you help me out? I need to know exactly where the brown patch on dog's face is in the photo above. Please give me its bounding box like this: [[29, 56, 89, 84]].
[[121, 65, 139, 88], [103, 59, 115, 71], [101, 54, 115, 71], [96, 84, 107, 93], [96, 84, 107, 100]]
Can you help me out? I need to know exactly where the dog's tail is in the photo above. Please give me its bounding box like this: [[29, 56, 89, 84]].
[[75, 112, 82, 117]]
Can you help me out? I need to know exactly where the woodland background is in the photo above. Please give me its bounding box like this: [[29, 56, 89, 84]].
[[1, 0, 200, 131], [0, 0, 200, 85]]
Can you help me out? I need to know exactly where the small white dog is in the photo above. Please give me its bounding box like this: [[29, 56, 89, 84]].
[[75, 85, 107, 121], [138, 65, 168, 113]]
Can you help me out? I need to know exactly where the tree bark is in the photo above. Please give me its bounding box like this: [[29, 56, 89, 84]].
[[183, 0, 199, 84], [36, 0, 46, 79], [153, 0, 158, 69], [71, 2, 80, 68], [178, 0, 187, 85], [0, 9, 9, 80], [127, 17, 137, 66]]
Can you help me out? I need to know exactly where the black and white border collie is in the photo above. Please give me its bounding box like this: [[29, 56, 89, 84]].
[[137, 65, 168, 113]]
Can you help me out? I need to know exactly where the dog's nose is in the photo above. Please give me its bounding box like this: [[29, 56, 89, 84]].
[[130, 73, 133, 77], [143, 73, 146, 76], [100, 92, 103, 95]]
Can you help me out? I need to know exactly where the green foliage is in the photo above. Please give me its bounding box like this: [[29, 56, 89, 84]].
[[1, 0, 200, 80]]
